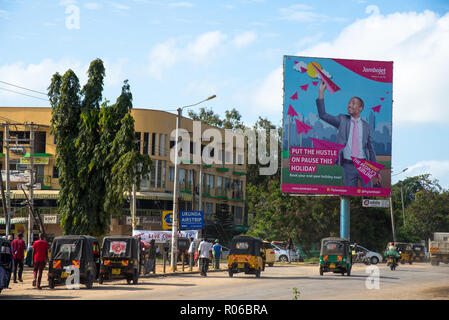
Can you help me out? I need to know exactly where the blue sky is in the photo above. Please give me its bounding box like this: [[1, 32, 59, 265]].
[[1, 0, 449, 189]]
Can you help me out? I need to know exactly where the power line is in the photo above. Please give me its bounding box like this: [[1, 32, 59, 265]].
[[0, 87, 49, 102], [0, 80, 47, 96]]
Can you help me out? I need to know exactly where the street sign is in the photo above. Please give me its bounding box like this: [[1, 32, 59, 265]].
[[180, 211, 204, 230], [162, 210, 173, 230], [362, 199, 390, 208]]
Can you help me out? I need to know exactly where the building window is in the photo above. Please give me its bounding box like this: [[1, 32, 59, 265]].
[[233, 206, 244, 225], [179, 168, 186, 185], [143, 132, 149, 155], [135, 132, 141, 152], [204, 202, 213, 217], [169, 167, 174, 182], [207, 174, 214, 188], [156, 160, 162, 188], [52, 166, 59, 179], [159, 134, 166, 157], [151, 133, 157, 156]]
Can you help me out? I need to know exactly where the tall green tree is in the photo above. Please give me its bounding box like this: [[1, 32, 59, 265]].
[[49, 59, 151, 236]]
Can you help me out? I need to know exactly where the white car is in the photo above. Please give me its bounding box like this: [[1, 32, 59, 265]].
[[351, 244, 383, 264], [272, 243, 299, 262]]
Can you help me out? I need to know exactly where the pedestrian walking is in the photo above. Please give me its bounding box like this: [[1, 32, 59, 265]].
[[287, 237, 294, 263], [32, 233, 49, 290], [188, 237, 195, 267], [212, 239, 222, 270], [198, 238, 212, 276], [11, 233, 26, 283], [145, 239, 157, 275]]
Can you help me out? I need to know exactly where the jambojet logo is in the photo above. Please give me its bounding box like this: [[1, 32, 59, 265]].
[[362, 66, 386, 75]]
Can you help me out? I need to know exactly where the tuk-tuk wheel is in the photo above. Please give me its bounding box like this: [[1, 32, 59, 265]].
[[228, 270, 233, 277]]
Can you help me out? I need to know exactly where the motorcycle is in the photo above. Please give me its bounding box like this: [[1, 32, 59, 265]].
[[387, 256, 398, 271]]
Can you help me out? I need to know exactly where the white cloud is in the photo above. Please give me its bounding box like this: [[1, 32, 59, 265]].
[[299, 8, 449, 125], [250, 8, 449, 125], [279, 4, 346, 23], [168, 2, 194, 8], [111, 2, 130, 10], [0, 59, 128, 106], [232, 31, 257, 49], [85, 2, 102, 10], [251, 67, 283, 115], [401, 160, 449, 190], [148, 31, 228, 79]]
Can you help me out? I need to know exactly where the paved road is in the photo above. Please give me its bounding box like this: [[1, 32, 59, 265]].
[[2, 263, 449, 300]]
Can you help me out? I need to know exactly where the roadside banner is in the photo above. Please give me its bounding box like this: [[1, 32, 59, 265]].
[[282, 56, 392, 197], [133, 230, 198, 244]]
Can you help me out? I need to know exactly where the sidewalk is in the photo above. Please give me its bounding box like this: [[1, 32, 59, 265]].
[[3, 261, 227, 291]]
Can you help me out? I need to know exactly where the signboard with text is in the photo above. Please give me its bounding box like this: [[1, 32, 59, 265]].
[[282, 56, 392, 197], [180, 211, 204, 230], [362, 199, 390, 208]]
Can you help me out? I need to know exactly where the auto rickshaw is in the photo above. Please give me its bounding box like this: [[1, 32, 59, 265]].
[[319, 237, 352, 276], [262, 241, 276, 267], [99, 236, 140, 284], [228, 236, 265, 278], [0, 238, 13, 294], [48, 235, 101, 289], [394, 242, 414, 264], [412, 243, 426, 262]]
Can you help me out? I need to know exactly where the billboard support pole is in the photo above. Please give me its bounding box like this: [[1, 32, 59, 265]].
[[340, 196, 350, 241]]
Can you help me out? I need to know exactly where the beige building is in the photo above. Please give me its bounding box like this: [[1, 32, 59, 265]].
[[0, 107, 248, 242]]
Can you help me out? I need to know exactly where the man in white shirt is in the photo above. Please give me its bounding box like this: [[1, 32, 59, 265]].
[[198, 239, 212, 276], [316, 80, 378, 187]]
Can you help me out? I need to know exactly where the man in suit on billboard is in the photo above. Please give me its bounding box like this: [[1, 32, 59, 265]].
[[316, 80, 379, 187]]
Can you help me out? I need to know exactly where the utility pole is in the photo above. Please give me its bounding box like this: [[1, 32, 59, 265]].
[[389, 196, 396, 243], [198, 162, 203, 239], [131, 182, 136, 234], [28, 123, 35, 245], [170, 95, 216, 271], [171, 107, 182, 272], [4, 123, 11, 236], [400, 185, 406, 228]]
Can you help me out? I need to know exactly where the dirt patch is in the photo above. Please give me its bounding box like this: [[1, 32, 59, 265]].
[[421, 286, 449, 299]]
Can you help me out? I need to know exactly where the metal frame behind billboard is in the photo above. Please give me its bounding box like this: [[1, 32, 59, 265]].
[[281, 56, 392, 197]]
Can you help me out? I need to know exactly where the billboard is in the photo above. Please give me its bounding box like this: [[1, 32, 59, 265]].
[[281, 56, 392, 197]]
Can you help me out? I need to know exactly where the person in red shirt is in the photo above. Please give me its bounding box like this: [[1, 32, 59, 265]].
[[11, 233, 26, 283], [32, 233, 49, 290]]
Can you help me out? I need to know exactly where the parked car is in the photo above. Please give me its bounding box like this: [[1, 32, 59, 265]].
[[271, 243, 299, 262], [350, 244, 383, 264]]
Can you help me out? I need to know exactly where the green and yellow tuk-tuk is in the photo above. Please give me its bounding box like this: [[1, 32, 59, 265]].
[[228, 236, 265, 278], [319, 237, 352, 276], [99, 236, 140, 285]]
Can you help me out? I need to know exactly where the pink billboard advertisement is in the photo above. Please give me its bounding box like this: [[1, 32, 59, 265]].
[[281, 56, 393, 197]]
